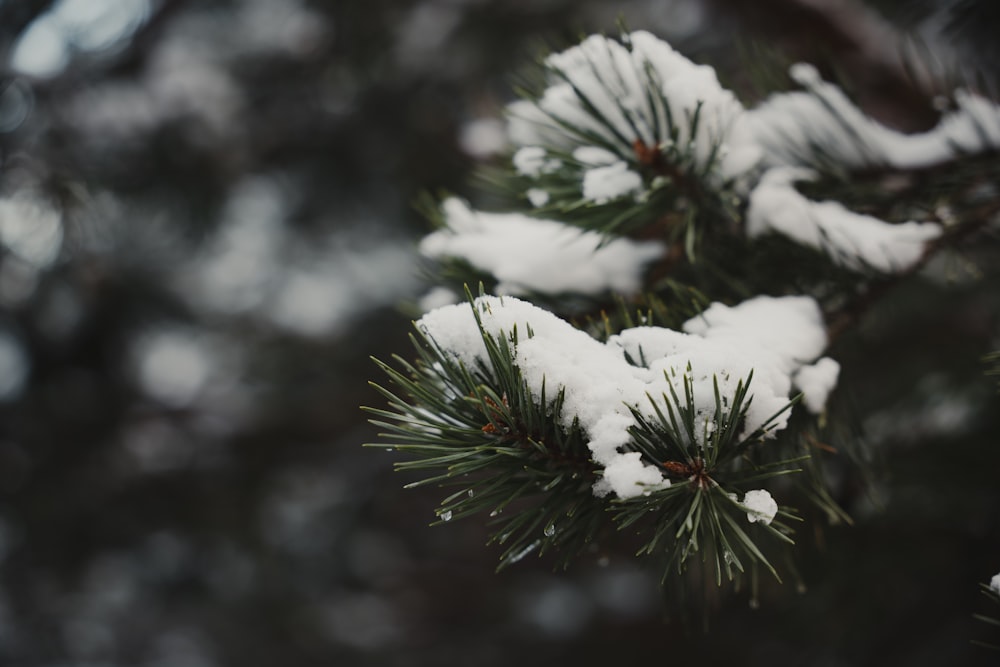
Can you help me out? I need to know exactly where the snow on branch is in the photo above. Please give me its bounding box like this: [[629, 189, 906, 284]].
[[372, 25, 1000, 594], [747, 63, 1000, 171], [505, 31, 760, 215], [746, 167, 943, 272], [417, 294, 834, 499], [419, 198, 665, 296]]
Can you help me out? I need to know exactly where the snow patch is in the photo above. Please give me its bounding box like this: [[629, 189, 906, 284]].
[[526, 188, 550, 208], [747, 167, 942, 273], [420, 198, 664, 297], [747, 63, 1000, 170], [513, 146, 559, 177], [507, 31, 760, 181], [417, 294, 833, 499], [573, 146, 620, 166], [741, 489, 778, 525], [582, 162, 644, 204], [793, 357, 840, 414]]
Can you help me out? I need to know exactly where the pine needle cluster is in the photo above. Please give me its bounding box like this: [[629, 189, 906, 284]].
[[365, 26, 1000, 608]]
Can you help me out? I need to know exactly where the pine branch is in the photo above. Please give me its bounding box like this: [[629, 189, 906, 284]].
[[375, 22, 1000, 621], [366, 308, 608, 570], [613, 373, 801, 584], [367, 294, 809, 588]]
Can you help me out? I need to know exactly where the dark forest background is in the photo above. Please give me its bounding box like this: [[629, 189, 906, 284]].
[[0, 1, 998, 665]]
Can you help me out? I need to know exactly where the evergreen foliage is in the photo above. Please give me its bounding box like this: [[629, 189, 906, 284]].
[[367, 26, 1000, 617]]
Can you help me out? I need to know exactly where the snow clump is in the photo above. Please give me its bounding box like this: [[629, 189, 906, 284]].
[[505, 31, 761, 205], [417, 294, 835, 500], [746, 168, 942, 273], [419, 198, 664, 297], [741, 489, 778, 525]]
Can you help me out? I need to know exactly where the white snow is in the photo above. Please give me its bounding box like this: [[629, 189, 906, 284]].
[[526, 188, 550, 208], [608, 326, 791, 441], [746, 63, 1000, 170], [507, 31, 760, 182], [419, 198, 664, 297], [512, 146, 559, 177], [747, 167, 942, 272], [741, 489, 778, 525], [581, 162, 644, 204], [793, 357, 841, 414], [600, 452, 670, 497], [682, 295, 828, 371], [503, 38, 995, 281], [418, 295, 657, 496], [573, 145, 621, 166], [616, 294, 833, 439], [417, 294, 834, 499]]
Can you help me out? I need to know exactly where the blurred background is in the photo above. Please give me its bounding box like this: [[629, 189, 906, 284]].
[[0, 0, 998, 665]]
